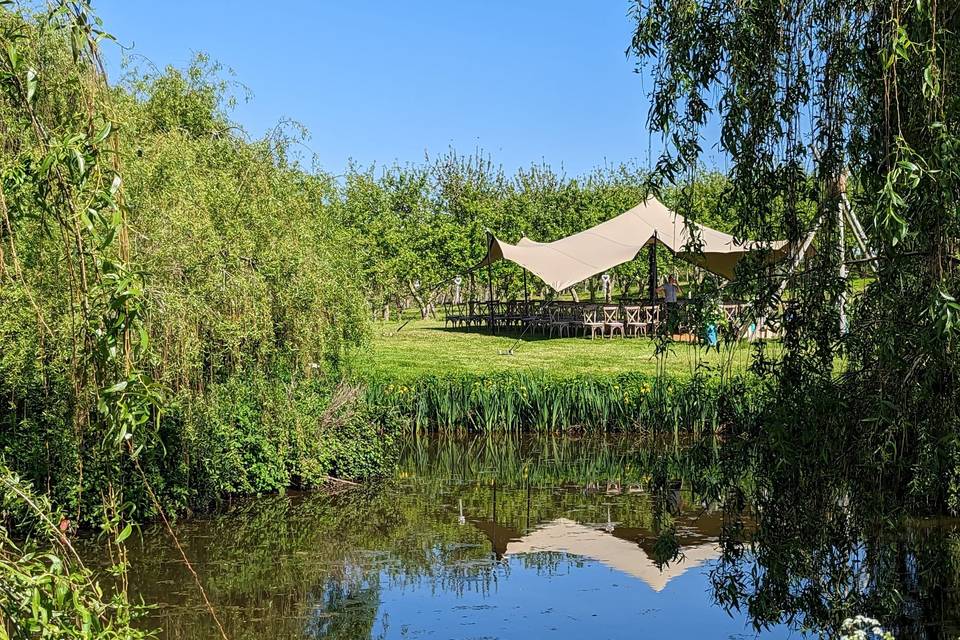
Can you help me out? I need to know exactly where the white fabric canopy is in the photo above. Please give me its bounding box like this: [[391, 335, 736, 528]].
[[479, 198, 788, 290]]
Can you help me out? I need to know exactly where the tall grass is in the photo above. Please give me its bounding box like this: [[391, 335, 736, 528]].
[[362, 371, 764, 434]]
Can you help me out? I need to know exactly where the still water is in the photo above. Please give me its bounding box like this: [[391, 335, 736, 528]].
[[100, 435, 959, 639]]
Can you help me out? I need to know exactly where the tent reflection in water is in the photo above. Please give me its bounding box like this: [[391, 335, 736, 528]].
[[478, 197, 790, 291], [469, 499, 723, 593], [504, 518, 718, 593]]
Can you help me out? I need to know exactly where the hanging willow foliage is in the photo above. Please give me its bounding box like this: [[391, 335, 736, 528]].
[[629, 0, 960, 507], [1, 0, 384, 528], [0, 1, 165, 505]]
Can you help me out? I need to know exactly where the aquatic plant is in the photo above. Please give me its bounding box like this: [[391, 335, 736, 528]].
[[361, 371, 764, 434]]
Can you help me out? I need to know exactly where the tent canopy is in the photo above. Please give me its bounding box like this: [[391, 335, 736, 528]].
[[479, 197, 788, 291]]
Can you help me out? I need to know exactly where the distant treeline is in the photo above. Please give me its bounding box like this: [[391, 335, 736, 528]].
[[336, 155, 744, 319]]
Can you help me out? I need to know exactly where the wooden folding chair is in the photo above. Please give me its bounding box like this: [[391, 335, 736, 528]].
[[603, 305, 624, 338], [581, 305, 604, 339], [624, 306, 644, 336]]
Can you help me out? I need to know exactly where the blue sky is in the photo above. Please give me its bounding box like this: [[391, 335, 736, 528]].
[[93, 1, 708, 177]]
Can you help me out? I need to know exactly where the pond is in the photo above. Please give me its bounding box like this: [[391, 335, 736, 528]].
[[93, 434, 960, 639]]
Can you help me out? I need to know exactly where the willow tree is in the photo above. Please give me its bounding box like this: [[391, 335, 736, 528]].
[[630, 0, 959, 507]]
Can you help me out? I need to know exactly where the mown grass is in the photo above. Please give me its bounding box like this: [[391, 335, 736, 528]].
[[356, 318, 764, 381]]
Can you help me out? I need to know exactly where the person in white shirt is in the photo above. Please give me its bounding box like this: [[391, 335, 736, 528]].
[[656, 274, 683, 334], [657, 274, 682, 303]]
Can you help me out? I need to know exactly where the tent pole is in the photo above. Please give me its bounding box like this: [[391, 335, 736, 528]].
[[486, 232, 496, 334], [469, 271, 475, 325], [648, 233, 658, 301], [746, 213, 823, 340], [523, 268, 529, 314]]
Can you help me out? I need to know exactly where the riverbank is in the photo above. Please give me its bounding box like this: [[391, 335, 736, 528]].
[[354, 319, 768, 433], [361, 371, 765, 433], [1, 374, 401, 528]]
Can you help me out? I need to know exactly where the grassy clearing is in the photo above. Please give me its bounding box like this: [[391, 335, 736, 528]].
[[355, 320, 773, 433], [356, 319, 764, 381]]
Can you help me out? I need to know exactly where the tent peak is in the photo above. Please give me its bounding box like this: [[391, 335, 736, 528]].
[[478, 198, 788, 290]]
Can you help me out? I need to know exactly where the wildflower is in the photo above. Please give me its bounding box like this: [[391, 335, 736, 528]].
[[839, 616, 894, 640]]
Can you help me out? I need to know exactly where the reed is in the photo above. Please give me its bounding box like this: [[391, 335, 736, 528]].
[[361, 371, 763, 434]]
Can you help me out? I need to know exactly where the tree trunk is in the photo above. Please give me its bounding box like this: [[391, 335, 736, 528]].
[[426, 291, 440, 320], [408, 280, 429, 319]]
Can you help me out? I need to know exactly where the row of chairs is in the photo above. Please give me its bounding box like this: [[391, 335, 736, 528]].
[[531, 303, 663, 338], [443, 301, 673, 338], [443, 301, 520, 329]]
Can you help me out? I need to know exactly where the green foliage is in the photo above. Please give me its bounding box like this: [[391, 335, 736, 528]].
[[629, 0, 960, 512], [0, 2, 377, 531], [362, 370, 763, 434], [1, 466, 155, 639], [134, 54, 231, 139], [176, 378, 400, 507], [334, 153, 743, 317], [118, 54, 369, 385]]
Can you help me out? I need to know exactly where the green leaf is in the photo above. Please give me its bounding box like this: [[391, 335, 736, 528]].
[[39, 151, 56, 177], [103, 380, 128, 394], [25, 67, 36, 103], [94, 120, 112, 144], [72, 148, 85, 176], [70, 27, 83, 63], [5, 42, 19, 71], [115, 523, 132, 544]]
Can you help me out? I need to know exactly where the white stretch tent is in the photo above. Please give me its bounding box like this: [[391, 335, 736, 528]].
[[479, 198, 789, 290]]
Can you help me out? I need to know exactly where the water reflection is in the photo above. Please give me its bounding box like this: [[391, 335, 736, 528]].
[[82, 434, 959, 639]]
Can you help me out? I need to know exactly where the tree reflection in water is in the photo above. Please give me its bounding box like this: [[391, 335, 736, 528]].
[[83, 433, 959, 639], [687, 428, 960, 639]]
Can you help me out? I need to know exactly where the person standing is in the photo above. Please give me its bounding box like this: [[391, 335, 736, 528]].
[[657, 274, 682, 303], [657, 274, 683, 335]]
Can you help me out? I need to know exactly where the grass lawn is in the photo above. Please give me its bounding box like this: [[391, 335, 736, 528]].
[[357, 319, 766, 380]]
